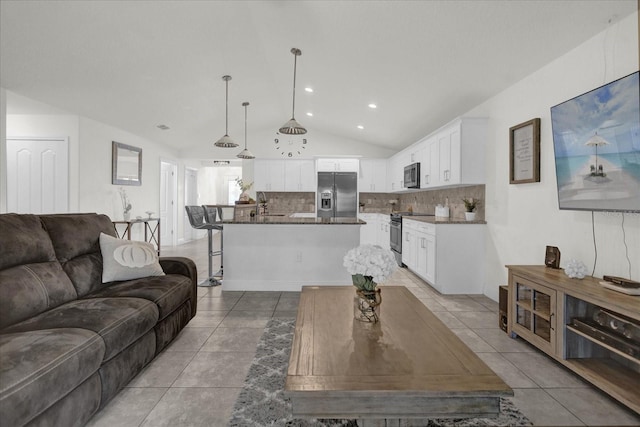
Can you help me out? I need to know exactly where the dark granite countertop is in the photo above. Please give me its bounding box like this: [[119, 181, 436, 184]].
[[227, 216, 365, 225], [402, 216, 486, 225]]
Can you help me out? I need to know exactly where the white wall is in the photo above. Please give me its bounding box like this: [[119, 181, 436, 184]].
[[0, 88, 6, 213], [468, 12, 640, 300], [181, 127, 397, 160], [197, 165, 243, 205], [77, 116, 179, 221], [3, 97, 185, 243]]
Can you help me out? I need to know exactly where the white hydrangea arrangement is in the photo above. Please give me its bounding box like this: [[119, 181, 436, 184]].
[[343, 244, 397, 289], [565, 259, 588, 279]]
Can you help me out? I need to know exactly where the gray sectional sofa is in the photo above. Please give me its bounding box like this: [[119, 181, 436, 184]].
[[0, 213, 198, 426]]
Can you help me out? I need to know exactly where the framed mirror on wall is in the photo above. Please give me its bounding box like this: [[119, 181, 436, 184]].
[[112, 141, 142, 186]]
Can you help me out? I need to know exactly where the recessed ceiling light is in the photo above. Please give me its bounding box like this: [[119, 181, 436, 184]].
[[306, 112, 313, 117], [357, 125, 364, 130], [368, 103, 377, 109], [305, 87, 314, 93], [156, 124, 170, 130]]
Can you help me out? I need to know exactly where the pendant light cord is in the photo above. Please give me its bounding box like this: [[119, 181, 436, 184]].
[[291, 52, 297, 119], [225, 79, 229, 135], [244, 103, 248, 149]]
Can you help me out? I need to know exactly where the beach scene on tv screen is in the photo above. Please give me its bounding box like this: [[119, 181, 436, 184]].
[[551, 72, 640, 212]]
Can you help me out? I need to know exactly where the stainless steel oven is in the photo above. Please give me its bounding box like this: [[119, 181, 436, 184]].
[[389, 213, 403, 266]]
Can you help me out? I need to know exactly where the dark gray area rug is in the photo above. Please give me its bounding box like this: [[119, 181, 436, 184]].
[[229, 318, 532, 427]]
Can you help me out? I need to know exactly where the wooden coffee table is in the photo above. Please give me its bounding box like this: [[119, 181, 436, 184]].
[[285, 286, 512, 422]]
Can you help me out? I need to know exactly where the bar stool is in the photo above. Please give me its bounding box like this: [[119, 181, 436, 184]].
[[202, 205, 224, 284], [184, 206, 222, 287]]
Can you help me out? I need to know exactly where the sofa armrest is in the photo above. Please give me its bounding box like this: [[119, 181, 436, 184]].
[[159, 257, 198, 317]]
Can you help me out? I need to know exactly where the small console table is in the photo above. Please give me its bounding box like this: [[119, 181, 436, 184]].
[[507, 265, 639, 414], [112, 218, 161, 255]]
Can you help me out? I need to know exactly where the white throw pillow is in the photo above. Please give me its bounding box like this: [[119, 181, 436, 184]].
[[100, 232, 165, 283]]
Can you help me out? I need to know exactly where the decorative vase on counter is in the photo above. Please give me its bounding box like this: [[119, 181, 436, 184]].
[[123, 211, 131, 221], [465, 212, 476, 221], [353, 279, 382, 323]]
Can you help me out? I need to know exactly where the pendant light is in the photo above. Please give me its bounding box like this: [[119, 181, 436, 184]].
[[214, 75, 239, 148], [237, 102, 255, 159], [279, 48, 307, 135]]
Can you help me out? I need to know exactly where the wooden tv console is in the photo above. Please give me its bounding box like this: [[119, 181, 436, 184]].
[[507, 265, 639, 414]]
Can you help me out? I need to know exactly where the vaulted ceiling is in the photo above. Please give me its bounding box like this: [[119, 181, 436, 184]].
[[1, 1, 636, 156]]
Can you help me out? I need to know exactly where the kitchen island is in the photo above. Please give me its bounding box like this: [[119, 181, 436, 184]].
[[223, 216, 364, 291]]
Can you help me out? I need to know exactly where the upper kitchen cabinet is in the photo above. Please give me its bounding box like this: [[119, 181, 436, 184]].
[[387, 141, 425, 191], [254, 159, 285, 191], [417, 117, 487, 189], [316, 158, 359, 172], [256, 159, 315, 192], [421, 136, 438, 188], [284, 160, 316, 192], [387, 153, 404, 192], [406, 142, 425, 166], [434, 118, 487, 187], [359, 159, 387, 192]]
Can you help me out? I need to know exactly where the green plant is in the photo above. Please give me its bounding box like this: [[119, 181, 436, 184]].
[[462, 197, 479, 212], [235, 178, 253, 192]]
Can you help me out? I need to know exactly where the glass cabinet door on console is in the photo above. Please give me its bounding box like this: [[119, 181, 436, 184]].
[[512, 275, 556, 356]]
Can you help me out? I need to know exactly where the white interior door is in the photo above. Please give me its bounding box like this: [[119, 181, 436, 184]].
[[184, 168, 198, 241], [160, 161, 177, 247], [6, 137, 69, 214]]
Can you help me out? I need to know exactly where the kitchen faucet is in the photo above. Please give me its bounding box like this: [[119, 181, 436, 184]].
[[257, 191, 268, 216]]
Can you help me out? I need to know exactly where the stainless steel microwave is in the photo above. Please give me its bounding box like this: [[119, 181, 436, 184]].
[[404, 162, 420, 188]]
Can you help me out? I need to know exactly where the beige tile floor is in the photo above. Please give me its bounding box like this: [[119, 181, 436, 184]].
[[87, 237, 640, 427]]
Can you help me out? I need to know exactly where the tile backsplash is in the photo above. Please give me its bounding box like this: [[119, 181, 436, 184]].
[[262, 192, 315, 214], [360, 184, 485, 220], [254, 186, 485, 220]]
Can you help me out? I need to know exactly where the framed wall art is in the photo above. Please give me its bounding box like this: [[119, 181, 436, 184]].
[[509, 118, 541, 184], [112, 141, 142, 186]]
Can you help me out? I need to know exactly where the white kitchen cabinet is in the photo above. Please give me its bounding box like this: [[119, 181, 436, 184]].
[[402, 219, 484, 294], [256, 159, 314, 192], [358, 213, 390, 250], [401, 220, 417, 270], [421, 136, 438, 188], [438, 130, 453, 184], [284, 160, 315, 191], [389, 117, 487, 191], [407, 141, 425, 165], [254, 159, 285, 191], [359, 159, 387, 192], [317, 158, 359, 172], [376, 215, 390, 249], [434, 118, 486, 187], [387, 153, 404, 192], [358, 213, 379, 245]]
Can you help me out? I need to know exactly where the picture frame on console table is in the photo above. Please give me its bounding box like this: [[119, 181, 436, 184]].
[[509, 118, 541, 184]]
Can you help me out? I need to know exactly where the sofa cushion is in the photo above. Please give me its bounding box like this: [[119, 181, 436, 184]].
[[0, 329, 105, 427], [2, 297, 158, 362], [87, 274, 192, 321], [99, 233, 165, 283], [0, 214, 57, 271], [0, 214, 78, 329], [0, 262, 78, 330], [25, 373, 102, 427], [39, 214, 117, 296]]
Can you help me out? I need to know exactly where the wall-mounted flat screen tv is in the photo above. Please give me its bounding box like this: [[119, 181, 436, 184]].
[[550, 71, 640, 212]]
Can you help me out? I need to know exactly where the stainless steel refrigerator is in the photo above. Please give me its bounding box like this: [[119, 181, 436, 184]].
[[317, 172, 358, 218]]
